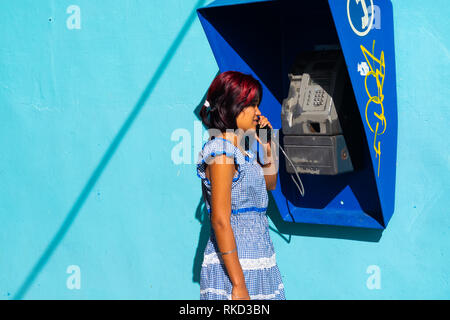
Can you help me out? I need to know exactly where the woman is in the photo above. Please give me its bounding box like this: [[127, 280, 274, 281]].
[[196, 71, 285, 300]]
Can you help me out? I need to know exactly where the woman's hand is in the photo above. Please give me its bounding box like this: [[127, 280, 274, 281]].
[[254, 115, 279, 181], [232, 283, 250, 300], [257, 115, 273, 130]]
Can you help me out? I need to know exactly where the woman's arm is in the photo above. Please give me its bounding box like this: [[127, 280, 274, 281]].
[[209, 154, 249, 298]]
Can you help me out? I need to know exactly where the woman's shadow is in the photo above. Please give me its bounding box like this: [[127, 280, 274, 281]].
[[192, 195, 211, 284]]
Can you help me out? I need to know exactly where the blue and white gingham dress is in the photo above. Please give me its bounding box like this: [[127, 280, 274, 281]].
[[196, 136, 285, 300]]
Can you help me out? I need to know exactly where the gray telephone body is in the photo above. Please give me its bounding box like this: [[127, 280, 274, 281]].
[[281, 50, 354, 175]]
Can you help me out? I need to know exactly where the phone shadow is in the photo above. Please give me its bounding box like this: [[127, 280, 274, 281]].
[[266, 191, 383, 242]]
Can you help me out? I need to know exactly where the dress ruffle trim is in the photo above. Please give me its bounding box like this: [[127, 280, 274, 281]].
[[200, 283, 285, 300], [202, 252, 277, 270], [196, 138, 246, 185]]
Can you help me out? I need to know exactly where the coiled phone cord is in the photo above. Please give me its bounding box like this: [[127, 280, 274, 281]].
[[254, 121, 305, 198], [271, 137, 305, 197]]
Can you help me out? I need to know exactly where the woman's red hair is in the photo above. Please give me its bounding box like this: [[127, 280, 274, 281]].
[[200, 71, 263, 132]]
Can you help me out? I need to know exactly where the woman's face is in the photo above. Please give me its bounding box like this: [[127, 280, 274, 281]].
[[236, 103, 262, 132]]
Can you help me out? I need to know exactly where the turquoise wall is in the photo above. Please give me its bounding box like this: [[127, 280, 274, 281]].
[[1, 0, 448, 299]]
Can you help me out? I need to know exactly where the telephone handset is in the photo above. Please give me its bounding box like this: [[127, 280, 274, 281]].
[[256, 122, 272, 144], [243, 116, 271, 151], [248, 118, 305, 198]]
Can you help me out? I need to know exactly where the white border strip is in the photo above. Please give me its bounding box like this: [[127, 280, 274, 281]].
[[200, 283, 284, 300], [202, 252, 277, 270]]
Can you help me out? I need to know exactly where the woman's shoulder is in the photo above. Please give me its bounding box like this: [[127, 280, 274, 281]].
[[196, 137, 245, 185], [199, 138, 243, 163], [202, 137, 235, 156]]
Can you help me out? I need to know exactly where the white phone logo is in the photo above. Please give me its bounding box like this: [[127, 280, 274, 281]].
[[347, 0, 374, 37], [356, 0, 369, 29]]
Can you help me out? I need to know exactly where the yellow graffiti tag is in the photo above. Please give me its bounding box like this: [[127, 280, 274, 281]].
[[360, 40, 387, 177]]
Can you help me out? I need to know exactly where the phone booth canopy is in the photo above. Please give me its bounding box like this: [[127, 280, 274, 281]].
[[197, 0, 397, 229]]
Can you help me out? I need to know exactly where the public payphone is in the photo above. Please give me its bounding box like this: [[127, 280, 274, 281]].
[[197, 0, 398, 229]]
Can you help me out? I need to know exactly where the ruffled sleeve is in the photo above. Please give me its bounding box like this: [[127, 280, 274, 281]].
[[196, 138, 243, 186]]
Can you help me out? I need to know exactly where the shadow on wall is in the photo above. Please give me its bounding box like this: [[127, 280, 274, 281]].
[[266, 192, 383, 243], [12, 0, 208, 300], [192, 195, 211, 284]]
